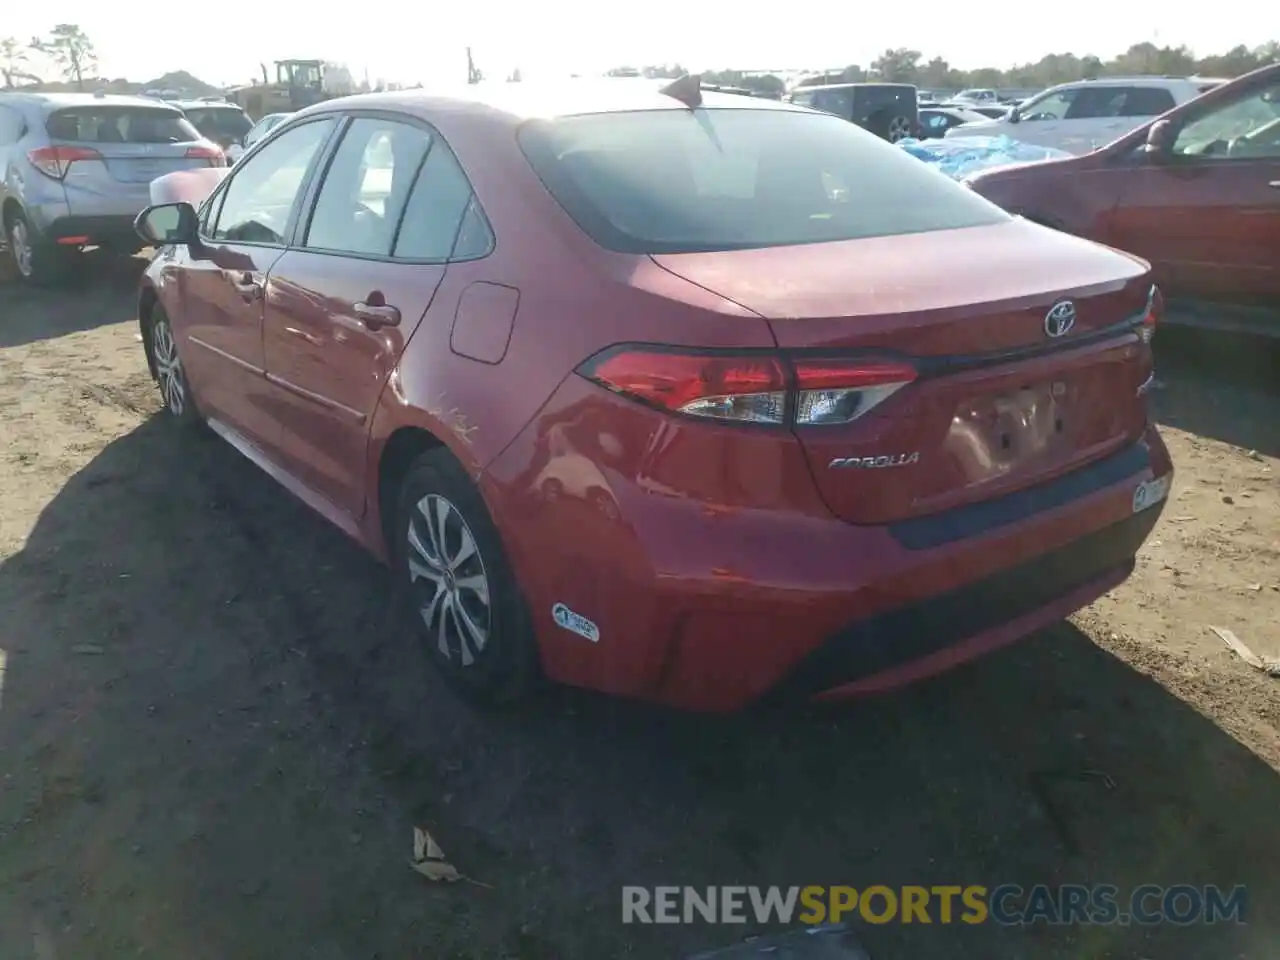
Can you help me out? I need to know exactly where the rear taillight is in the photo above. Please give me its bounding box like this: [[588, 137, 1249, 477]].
[[1139, 284, 1162, 343], [186, 145, 226, 167], [792, 358, 918, 425], [580, 349, 787, 424], [27, 145, 102, 180], [577, 348, 916, 427]]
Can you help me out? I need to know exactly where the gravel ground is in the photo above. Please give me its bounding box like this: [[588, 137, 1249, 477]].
[[1, 252, 1278, 960]]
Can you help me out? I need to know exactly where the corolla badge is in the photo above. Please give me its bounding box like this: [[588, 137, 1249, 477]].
[[829, 452, 920, 469], [1044, 300, 1076, 338]]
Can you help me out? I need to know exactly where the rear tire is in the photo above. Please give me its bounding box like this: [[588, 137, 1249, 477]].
[[5, 210, 76, 287], [394, 449, 540, 707], [886, 115, 914, 142]]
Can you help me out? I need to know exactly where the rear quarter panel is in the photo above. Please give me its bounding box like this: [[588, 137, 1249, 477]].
[[362, 112, 773, 552]]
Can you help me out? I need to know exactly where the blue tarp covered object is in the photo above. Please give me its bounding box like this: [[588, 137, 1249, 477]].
[[897, 135, 1073, 180]]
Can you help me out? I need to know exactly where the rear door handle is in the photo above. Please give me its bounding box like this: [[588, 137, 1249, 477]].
[[353, 301, 401, 330], [231, 272, 264, 301]]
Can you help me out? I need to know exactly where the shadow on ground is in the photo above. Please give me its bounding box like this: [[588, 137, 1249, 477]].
[[1, 413, 1278, 960], [0, 251, 147, 349], [1152, 328, 1280, 457]]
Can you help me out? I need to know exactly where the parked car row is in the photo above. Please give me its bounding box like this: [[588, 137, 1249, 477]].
[[946, 75, 1225, 155], [966, 63, 1279, 336]]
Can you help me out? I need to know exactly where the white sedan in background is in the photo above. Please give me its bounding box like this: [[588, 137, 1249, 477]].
[[225, 112, 295, 163]]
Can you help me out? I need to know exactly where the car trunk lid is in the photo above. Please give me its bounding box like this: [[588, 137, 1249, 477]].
[[652, 219, 1156, 525]]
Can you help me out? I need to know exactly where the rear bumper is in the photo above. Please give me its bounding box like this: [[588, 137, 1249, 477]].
[[44, 214, 142, 249], [768, 507, 1156, 703], [489, 402, 1172, 712]]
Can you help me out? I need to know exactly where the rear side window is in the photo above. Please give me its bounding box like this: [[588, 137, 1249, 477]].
[[518, 108, 1008, 254], [1117, 88, 1176, 117], [304, 117, 433, 257], [393, 139, 493, 261], [0, 105, 25, 145], [45, 107, 199, 144], [807, 89, 855, 119]]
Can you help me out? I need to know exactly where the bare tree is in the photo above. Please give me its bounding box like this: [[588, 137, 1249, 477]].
[[31, 24, 97, 90], [1, 36, 39, 87]]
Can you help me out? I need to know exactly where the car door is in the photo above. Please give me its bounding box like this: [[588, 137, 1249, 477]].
[[989, 87, 1078, 148], [1104, 75, 1280, 303], [1050, 86, 1139, 154], [261, 113, 487, 516], [176, 116, 336, 447]]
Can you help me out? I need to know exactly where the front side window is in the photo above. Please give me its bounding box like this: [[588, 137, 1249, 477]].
[[210, 118, 333, 244], [518, 108, 1008, 254], [1172, 81, 1280, 160], [304, 117, 432, 256], [1018, 88, 1077, 122], [1065, 87, 1131, 120]]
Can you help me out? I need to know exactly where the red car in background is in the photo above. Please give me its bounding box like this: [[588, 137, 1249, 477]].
[[132, 79, 1172, 712], [968, 63, 1280, 337]]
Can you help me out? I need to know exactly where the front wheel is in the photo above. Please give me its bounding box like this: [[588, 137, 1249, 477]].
[[148, 306, 202, 425], [394, 449, 540, 706]]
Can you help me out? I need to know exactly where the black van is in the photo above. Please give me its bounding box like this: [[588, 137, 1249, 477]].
[[787, 83, 919, 141]]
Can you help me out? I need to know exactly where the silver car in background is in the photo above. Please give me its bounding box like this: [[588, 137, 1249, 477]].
[[0, 92, 225, 284], [226, 111, 294, 163]]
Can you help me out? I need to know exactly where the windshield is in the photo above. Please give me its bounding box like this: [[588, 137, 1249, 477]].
[[518, 108, 1008, 254], [46, 106, 199, 144]]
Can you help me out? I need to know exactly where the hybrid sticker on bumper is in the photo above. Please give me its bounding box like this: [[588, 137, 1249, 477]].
[[553, 603, 600, 643], [1132, 474, 1171, 514]]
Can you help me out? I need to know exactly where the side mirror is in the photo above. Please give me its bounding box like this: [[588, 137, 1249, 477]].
[[134, 201, 199, 247], [1145, 119, 1176, 159]]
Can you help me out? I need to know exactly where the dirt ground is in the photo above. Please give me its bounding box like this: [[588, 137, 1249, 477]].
[[1, 252, 1278, 960]]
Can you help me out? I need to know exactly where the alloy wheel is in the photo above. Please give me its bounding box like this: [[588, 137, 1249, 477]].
[[9, 219, 34, 279], [888, 116, 914, 142], [406, 493, 492, 667], [151, 316, 187, 416]]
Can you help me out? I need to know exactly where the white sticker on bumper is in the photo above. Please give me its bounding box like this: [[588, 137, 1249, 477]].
[[1132, 474, 1171, 514], [552, 603, 600, 643]]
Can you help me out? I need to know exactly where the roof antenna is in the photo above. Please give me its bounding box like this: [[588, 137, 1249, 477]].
[[659, 73, 702, 108]]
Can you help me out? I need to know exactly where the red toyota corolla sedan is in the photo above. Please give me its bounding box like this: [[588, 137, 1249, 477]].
[[133, 79, 1172, 712]]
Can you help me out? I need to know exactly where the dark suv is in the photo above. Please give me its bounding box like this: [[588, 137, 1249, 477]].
[[787, 83, 919, 141], [170, 100, 253, 152]]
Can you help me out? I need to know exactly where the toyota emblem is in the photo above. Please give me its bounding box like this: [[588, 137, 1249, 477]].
[[1044, 300, 1076, 338]]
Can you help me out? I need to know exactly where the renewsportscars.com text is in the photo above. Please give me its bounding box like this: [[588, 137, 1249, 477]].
[[621, 884, 1247, 926]]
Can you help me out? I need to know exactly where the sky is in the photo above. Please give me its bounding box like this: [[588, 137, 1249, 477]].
[[6, 2, 1272, 89]]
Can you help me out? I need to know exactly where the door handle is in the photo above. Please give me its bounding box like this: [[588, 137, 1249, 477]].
[[353, 301, 401, 330], [231, 272, 264, 302], [1269, 181, 1280, 189]]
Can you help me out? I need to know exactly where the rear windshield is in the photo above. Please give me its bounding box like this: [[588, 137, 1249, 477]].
[[185, 107, 252, 138], [518, 108, 1008, 254], [46, 106, 200, 144]]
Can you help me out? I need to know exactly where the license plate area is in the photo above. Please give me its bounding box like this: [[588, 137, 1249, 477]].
[[962, 380, 1070, 464]]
